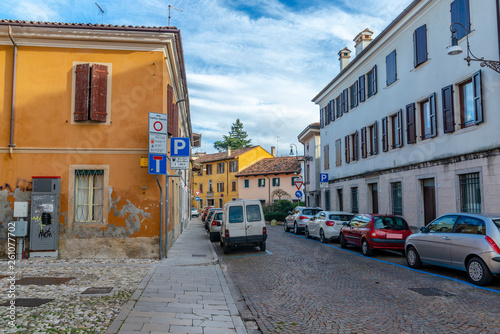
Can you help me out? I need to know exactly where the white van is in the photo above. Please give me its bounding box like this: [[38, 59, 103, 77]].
[[220, 200, 267, 254]]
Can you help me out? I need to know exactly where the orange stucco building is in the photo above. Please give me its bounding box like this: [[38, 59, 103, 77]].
[[0, 21, 191, 258]]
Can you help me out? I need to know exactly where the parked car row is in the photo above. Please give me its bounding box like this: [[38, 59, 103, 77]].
[[284, 207, 500, 286]]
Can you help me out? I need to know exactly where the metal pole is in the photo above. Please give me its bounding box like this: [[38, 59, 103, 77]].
[[156, 175, 163, 260], [165, 174, 169, 258]]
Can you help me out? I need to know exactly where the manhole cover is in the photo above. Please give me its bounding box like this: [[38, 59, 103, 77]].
[[192, 254, 206, 257], [81, 287, 113, 294], [409, 288, 455, 297], [0, 299, 54, 307], [16, 277, 75, 285]]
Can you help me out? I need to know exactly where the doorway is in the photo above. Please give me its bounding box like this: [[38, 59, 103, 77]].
[[336, 189, 343, 211], [422, 178, 436, 226], [369, 183, 378, 213]]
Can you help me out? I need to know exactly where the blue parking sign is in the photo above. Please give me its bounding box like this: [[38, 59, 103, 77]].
[[320, 173, 329, 183], [170, 138, 190, 156]]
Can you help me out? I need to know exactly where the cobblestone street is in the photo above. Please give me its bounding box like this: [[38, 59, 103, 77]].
[[217, 224, 500, 334]]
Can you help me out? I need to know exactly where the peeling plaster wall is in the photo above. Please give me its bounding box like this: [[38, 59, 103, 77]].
[[0, 188, 32, 256]]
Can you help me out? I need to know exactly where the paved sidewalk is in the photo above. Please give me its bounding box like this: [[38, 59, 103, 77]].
[[106, 219, 247, 334]]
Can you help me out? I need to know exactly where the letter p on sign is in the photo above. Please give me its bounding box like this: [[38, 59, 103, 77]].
[[170, 138, 190, 156]]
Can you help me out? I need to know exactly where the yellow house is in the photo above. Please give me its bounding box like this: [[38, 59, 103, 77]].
[[0, 21, 191, 259], [192, 146, 274, 209]]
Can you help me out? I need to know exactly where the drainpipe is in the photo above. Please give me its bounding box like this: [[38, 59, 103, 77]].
[[8, 25, 17, 158], [497, 0, 500, 61]]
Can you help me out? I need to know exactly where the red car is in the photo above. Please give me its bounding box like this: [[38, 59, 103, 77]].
[[339, 214, 412, 256], [201, 206, 214, 222]]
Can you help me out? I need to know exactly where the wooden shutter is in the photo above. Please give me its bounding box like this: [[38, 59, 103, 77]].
[[358, 75, 366, 102], [386, 50, 397, 86], [353, 131, 359, 161], [382, 116, 388, 152], [361, 127, 367, 158], [327, 104, 331, 125], [336, 96, 342, 118], [413, 25, 428, 67], [353, 81, 358, 107], [397, 109, 403, 147], [335, 139, 341, 166], [320, 106, 324, 128], [343, 88, 349, 113], [451, 0, 470, 40], [90, 64, 108, 122], [167, 84, 174, 135], [473, 70, 483, 124], [173, 103, 179, 137], [441, 85, 455, 133], [429, 92, 437, 137], [372, 65, 378, 95], [373, 121, 378, 155], [74, 64, 90, 121], [406, 103, 416, 144], [330, 99, 335, 122], [344, 135, 350, 163]]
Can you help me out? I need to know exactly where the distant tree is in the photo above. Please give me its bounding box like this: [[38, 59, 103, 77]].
[[213, 119, 252, 151]]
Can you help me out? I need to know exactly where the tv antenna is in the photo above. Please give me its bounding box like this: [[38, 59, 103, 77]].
[[95, 2, 105, 24], [168, 5, 183, 27]]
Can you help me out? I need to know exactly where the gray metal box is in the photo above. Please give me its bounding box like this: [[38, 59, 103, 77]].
[[13, 202, 29, 218], [10, 220, 28, 237]]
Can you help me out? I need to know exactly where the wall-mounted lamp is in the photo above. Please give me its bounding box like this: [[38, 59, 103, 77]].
[[448, 22, 500, 73]]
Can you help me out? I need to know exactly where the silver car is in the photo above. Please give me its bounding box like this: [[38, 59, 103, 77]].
[[208, 210, 223, 242], [284, 207, 322, 234], [405, 213, 500, 286]]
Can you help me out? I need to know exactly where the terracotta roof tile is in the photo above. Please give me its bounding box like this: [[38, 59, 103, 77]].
[[196, 146, 259, 163], [236, 157, 301, 177], [0, 19, 177, 30]]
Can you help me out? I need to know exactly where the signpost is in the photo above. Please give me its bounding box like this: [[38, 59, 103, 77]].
[[295, 190, 303, 199], [170, 138, 190, 170], [320, 173, 329, 189]]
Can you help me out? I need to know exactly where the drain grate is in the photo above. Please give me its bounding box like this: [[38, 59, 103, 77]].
[[409, 288, 455, 297], [0, 299, 54, 307], [16, 277, 75, 285], [81, 287, 113, 294], [192, 254, 206, 257]]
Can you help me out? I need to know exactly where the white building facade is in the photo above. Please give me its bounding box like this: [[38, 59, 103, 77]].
[[313, 0, 500, 228], [298, 123, 322, 208]]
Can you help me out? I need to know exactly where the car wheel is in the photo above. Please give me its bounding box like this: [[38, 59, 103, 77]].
[[340, 233, 347, 248], [260, 242, 266, 252], [466, 257, 493, 286], [284, 222, 289, 232], [209, 233, 217, 242], [361, 239, 373, 256], [294, 223, 299, 235], [406, 246, 422, 268], [220, 239, 224, 247], [223, 241, 230, 254], [319, 229, 326, 243], [304, 227, 310, 238]]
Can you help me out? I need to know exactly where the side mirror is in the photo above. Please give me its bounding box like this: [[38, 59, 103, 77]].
[[342, 222, 348, 226], [420, 226, 428, 233]]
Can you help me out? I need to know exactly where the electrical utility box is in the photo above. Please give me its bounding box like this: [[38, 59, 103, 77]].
[[29, 177, 61, 257]]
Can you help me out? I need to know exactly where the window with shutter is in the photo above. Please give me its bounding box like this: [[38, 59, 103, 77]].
[[351, 131, 359, 161], [406, 103, 417, 143], [361, 127, 367, 158], [420, 93, 437, 139], [451, 0, 470, 40], [345, 135, 350, 163], [386, 50, 397, 86], [342, 88, 349, 113], [335, 139, 342, 166], [350, 82, 358, 109], [429, 92, 437, 137], [382, 117, 388, 152], [73, 63, 110, 123], [367, 65, 377, 98], [413, 25, 428, 67], [473, 70, 483, 124], [324, 145, 330, 170], [459, 70, 483, 127], [370, 121, 378, 155], [330, 99, 335, 122], [336, 96, 342, 118], [397, 109, 403, 147], [442, 85, 455, 133], [320, 106, 324, 128], [358, 75, 365, 103]]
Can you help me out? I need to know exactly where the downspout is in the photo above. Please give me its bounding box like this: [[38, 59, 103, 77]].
[[265, 175, 271, 204], [8, 25, 17, 158], [497, 0, 500, 61]]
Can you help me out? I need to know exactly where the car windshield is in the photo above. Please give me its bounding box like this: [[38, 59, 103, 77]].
[[374, 217, 409, 230], [302, 209, 322, 216], [330, 214, 354, 221], [214, 212, 223, 220]]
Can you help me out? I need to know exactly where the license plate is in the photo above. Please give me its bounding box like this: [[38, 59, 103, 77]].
[[386, 233, 402, 239]]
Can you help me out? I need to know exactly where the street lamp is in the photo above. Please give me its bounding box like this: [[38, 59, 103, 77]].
[[289, 143, 298, 157], [448, 22, 500, 73]]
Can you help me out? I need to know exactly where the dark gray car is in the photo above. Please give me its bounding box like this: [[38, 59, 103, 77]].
[[405, 213, 500, 286]]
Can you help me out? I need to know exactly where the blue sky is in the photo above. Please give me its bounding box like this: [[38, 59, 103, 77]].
[[1, 0, 413, 155]]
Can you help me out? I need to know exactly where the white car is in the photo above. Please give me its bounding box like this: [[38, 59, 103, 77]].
[[208, 210, 223, 242], [284, 207, 322, 234], [305, 211, 355, 243]]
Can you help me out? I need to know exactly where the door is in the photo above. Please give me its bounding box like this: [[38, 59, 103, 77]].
[[245, 203, 264, 239], [369, 184, 379, 214], [416, 215, 457, 265], [337, 189, 343, 211], [311, 212, 324, 237], [226, 204, 246, 239], [422, 179, 436, 226]]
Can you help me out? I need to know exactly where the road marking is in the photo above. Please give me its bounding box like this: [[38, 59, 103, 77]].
[[226, 250, 272, 259]]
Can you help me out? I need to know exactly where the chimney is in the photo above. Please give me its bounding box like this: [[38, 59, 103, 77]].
[[271, 146, 276, 157], [354, 28, 373, 56], [338, 47, 351, 71], [227, 146, 231, 157]]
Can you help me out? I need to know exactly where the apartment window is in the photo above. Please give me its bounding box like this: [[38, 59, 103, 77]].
[[232, 181, 237, 192], [244, 179, 250, 188], [391, 182, 403, 215], [381, 117, 388, 152], [199, 183, 203, 193], [361, 127, 367, 159], [344, 135, 350, 164], [208, 180, 213, 192], [206, 164, 213, 175], [459, 71, 483, 127], [350, 81, 358, 109], [369, 121, 378, 155], [451, 0, 470, 40], [406, 103, 417, 144], [413, 25, 428, 67], [217, 162, 225, 174], [386, 50, 397, 86], [74, 169, 104, 223], [420, 93, 437, 139], [324, 145, 330, 170], [217, 182, 224, 192], [335, 139, 342, 166], [358, 75, 366, 103], [229, 160, 238, 172], [272, 178, 280, 187], [367, 65, 377, 98], [291, 177, 300, 186], [351, 187, 359, 214], [460, 172, 481, 213], [73, 63, 109, 123], [336, 96, 342, 118], [258, 179, 266, 187], [342, 88, 349, 114], [350, 131, 359, 161], [391, 110, 403, 149], [207, 199, 214, 206]]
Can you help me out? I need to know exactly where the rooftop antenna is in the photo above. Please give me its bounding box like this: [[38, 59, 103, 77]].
[[95, 2, 105, 24], [168, 5, 183, 27]]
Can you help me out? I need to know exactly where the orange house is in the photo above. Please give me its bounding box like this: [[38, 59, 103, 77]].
[[0, 21, 191, 259]]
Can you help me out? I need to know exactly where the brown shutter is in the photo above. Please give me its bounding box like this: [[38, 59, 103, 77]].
[[397, 109, 403, 147], [441, 85, 455, 133], [167, 84, 174, 135], [344, 135, 350, 163], [361, 127, 367, 158], [473, 70, 483, 124], [429, 92, 437, 137], [373, 121, 378, 155], [406, 103, 416, 144], [90, 64, 108, 122], [74, 64, 90, 121], [382, 116, 388, 152]]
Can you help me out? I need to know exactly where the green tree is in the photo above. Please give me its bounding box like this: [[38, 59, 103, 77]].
[[213, 119, 252, 151]]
